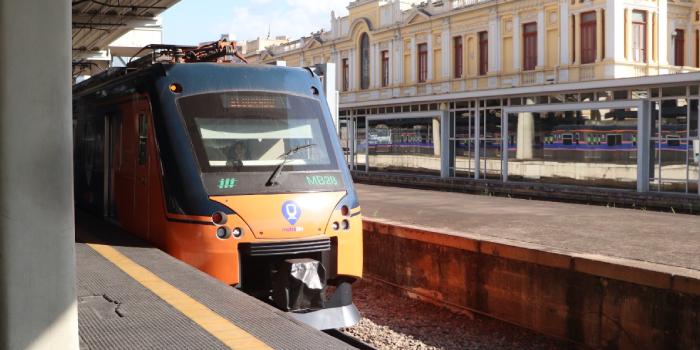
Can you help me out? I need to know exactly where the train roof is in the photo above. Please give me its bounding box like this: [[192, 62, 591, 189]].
[[72, 62, 318, 100]]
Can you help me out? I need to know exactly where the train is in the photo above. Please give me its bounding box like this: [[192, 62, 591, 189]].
[[73, 41, 363, 330], [367, 113, 697, 165]]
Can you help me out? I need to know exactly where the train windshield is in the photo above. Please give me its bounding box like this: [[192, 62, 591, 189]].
[[179, 91, 338, 174]]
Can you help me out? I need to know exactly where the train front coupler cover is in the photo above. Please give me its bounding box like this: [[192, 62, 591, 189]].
[[271, 258, 360, 330]]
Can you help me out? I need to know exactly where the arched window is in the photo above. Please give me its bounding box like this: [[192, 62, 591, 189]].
[[360, 33, 370, 90]]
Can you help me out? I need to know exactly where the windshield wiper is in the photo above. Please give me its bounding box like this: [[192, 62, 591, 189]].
[[265, 144, 315, 186]]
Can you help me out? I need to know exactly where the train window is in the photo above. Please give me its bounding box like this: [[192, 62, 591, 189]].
[[667, 135, 681, 147], [179, 91, 337, 173], [607, 134, 622, 147], [562, 134, 573, 145], [137, 113, 148, 165]]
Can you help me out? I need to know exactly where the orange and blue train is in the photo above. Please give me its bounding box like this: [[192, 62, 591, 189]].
[[73, 58, 362, 329]]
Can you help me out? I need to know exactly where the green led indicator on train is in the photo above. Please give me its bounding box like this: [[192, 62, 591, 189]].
[[218, 178, 238, 189], [306, 175, 338, 186]]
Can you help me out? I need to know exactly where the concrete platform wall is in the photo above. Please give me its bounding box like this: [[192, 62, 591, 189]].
[[363, 220, 700, 349]]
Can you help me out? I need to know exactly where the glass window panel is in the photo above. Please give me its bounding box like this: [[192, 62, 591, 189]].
[[487, 99, 501, 107], [367, 117, 439, 175], [597, 91, 613, 101], [547, 94, 562, 104], [662, 86, 688, 98], [656, 98, 691, 193], [456, 101, 469, 109], [507, 108, 638, 190], [631, 89, 648, 99], [614, 90, 628, 100], [581, 93, 594, 102]]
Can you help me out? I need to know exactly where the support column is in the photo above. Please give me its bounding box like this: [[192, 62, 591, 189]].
[[370, 43, 377, 89], [427, 33, 434, 81], [410, 36, 417, 83], [388, 40, 394, 85], [574, 12, 582, 64], [433, 117, 441, 157], [637, 100, 651, 192], [395, 37, 404, 85], [516, 113, 534, 160], [441, 24, 451, 79], [513, 15, 521, 70], [610, 0, 625, 62], [537, 9, 545, 68], [439, 105, 450, 178], [560, 0, 570, 66], [659, 1, 669, 65], [688, 22, 694, 68], [626, 8, 633, 61], [647, 11, 655, 64], [0, 1, 79, 349], [488, 10, 501, 73], [596, 8, 603, 62], [349, 48, 356, 90], [474, 107, 481, 179]]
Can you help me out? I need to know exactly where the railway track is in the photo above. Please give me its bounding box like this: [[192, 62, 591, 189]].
[[324, 329, 377, 350]]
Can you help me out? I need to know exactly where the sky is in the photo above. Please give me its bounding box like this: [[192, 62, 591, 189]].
[[161, 0, 350, 45]]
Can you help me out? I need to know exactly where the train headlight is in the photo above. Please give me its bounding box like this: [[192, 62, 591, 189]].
[[332, 222, 340, 231], [232, 227, 243, 238], [216, 226, 231, 239], [212, 211, 228, 226], [169, 83, 183, 93], [341, 220, 350, 230]]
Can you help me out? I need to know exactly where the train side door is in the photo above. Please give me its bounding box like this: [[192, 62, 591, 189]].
[[132, 108, 151, 238]]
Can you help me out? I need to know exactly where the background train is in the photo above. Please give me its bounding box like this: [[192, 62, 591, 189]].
[[73, 42, 362, 329], [366, 107, 698, 165]]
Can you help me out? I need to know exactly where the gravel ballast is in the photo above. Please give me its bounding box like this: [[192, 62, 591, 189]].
[[343, 278, 569, 350]]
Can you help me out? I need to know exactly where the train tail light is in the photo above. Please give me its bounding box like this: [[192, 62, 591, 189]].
[[340, 205, 349, 216], [212, 211, 228, 226]]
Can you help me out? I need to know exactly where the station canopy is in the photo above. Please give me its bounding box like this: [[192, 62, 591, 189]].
[[72, 0, 179, 57]]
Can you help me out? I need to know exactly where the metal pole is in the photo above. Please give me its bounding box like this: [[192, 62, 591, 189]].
[[637, 99, 651, 192], [440, 104, 450, 178]]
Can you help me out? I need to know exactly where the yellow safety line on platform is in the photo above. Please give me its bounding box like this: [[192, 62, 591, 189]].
[[86, 243, 272, 350]]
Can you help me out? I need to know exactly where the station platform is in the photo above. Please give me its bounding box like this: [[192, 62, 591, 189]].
[[75, 211, 353, 350], [355, 183, 700, 349], [356, 184, 700, 273]]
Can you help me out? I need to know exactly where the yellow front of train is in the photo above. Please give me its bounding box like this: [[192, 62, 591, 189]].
[[169, 65, 363, 329]]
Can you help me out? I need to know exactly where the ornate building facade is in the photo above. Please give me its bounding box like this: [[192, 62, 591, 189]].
[[248, 0, 700, 196], [249, 0, 699, 100]]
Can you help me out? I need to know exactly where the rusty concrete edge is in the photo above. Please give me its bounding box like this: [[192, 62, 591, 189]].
[[361, 273, 583, 349], [362, 219, 700, 296]]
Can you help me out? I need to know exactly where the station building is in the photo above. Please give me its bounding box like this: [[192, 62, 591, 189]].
[[248, 0, 700, 195]]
